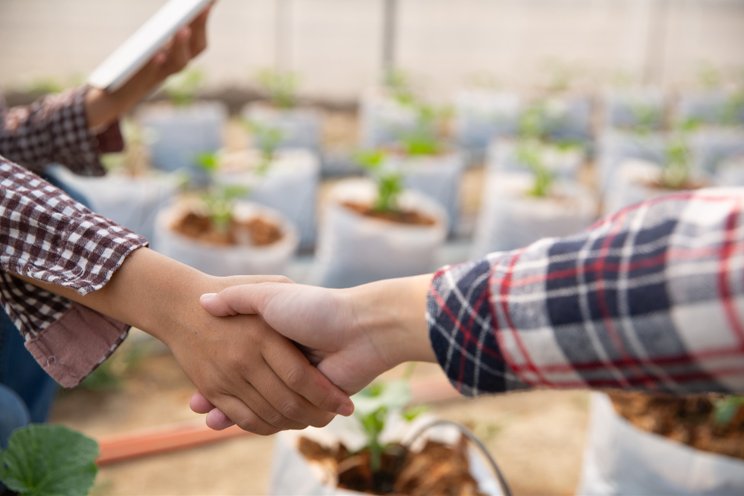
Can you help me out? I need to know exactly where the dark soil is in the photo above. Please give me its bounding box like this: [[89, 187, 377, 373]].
[[171, 211, 283, 247], [609, 392, 744, 460], [298, 435, 486, 496], [341, 201, 437, 227]]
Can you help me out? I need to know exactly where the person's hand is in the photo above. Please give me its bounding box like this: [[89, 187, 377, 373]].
[[191, 276, 436, 429], [85, 2, 215, 130], [24, 248, 353, 435]]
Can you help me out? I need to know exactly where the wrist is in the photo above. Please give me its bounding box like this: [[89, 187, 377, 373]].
[[345, 274, 435, 368]]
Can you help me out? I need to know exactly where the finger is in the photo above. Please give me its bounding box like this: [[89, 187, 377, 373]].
[[207, 394, 280, 436], [189, 392, 214, 414], [200, 276, 292, 316], [248, 351, 337, 427], [206, 408, 236, 430], [200, 292, 239, 317], [201, 283, 283, 317], [189, 5, 211, 56], [263, 334, 354, 417], [161, 27, 193, 76]]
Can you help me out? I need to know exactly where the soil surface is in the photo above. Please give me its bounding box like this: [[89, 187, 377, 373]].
[[609, 391, 744, 460], [172, 211, 283, 246], [342, 200, 438, 226], [50, 344, 589, 496]]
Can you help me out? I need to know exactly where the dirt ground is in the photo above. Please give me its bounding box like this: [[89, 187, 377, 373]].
[[51, 342, 589, 496]]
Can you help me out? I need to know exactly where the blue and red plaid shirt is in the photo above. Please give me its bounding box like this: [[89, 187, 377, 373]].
[[428, 188, 744, 395]]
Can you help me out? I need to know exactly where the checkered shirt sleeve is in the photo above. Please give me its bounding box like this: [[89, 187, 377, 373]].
[[1, 157, 147, 386], [0, 86, 123, 176], [428, 188, 744, 396]]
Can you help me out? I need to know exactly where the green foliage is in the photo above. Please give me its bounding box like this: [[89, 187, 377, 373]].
[[720, 89, 744, 126], [25, 77, 65, 95], [244, 120, 284, 175], [383, 69, 416, 107], [518, 102, 551, 141], [352, 380, 423, 473], [164, 68, 205, 107], [516, 139, 554, 198], [698, 62, 722, 90], [256, 69, 298, 109], [661, 118, 700, 190], [713, 396, 744, 427], [196, 153, 249, 232], [0, 425, 99, 496], [355, 150, 403, 213], [629, 103, 661, 135]]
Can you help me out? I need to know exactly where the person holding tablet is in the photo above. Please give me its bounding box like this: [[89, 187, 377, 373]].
[[1, 2, 353, 448]]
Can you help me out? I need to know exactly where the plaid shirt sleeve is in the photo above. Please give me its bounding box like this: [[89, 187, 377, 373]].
[[0, 86, 123, 176], [428, 188, 744, 396], [0, 157, 147, 387]]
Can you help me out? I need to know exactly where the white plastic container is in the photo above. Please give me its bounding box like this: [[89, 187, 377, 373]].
[[358, 89, 422, 149], [216, 149, 320, 249], [715, 155, 744, 186], [242, 102, 322, 151], [453, 90, 522, 151], [596, 130, 667, 192], [486, 139, 585, 181], [382, 151, 465, 235], [138, 101, 227, 174], [472, 171, 597, 258], [601, 87, 666, 131], [578, 393, 744, 496], [690, 127, 744, 176], [153, 200, 298, 276], [270, 414, 503, 496], [311, 179, 447, 288]]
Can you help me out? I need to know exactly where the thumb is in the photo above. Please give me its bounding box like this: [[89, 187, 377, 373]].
[[200, 283, 281, 317]]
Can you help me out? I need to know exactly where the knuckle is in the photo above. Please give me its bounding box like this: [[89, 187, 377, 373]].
[[272, 275, 293, 284], [279, 399, 303, 420], [284, 366, 307, 390]]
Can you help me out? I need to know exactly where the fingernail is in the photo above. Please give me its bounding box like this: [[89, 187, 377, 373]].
[[337, 401, 354, 417], [200, 293, 217, 303]]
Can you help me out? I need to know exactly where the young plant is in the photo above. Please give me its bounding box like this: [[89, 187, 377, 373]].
[[516, 139, 554, 198], [383, 69, 416, 107], [720, 88, 744, 126], [713, 396, 744, 428], [164, 68, 205, 107], [629, 102, 662, 135], [196, 153, 249, 233], [660, 118, 700, 190], [352, 380, 425, 473], [256, 68, 298, 109], [244, 120, 284, 175], [0, 425, 99, 496], [355, 150, 403, 213], [397, 103, 445, 157]]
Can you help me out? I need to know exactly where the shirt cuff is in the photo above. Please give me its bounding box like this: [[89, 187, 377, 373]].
[[427, 256, 530, 396]]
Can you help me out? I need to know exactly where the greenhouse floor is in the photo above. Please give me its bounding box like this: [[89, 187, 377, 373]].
[[51, 352, 589, 496]]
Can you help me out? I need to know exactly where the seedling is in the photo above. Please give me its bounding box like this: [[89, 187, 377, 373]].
[[629, 102, 662, 135], [516, 139, 554, 198], [355, 150, 403, 213], [383, 69, 417, 107], [256, 68, 298, 109], [243, 120, 284, 175], [397, 103, 446, 157], [352, 380, 425, 473], [164, 68, 205, 107], [713, 396, 744, 428], [660, 118, 700, 190], [0, 425, 99, 496], [196, 153, 249, 233], [720, 88, 744, 126]]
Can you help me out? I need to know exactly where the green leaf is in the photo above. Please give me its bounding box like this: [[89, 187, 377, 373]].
[[713, 396, 744, 427], [0, 424, 98, 496]]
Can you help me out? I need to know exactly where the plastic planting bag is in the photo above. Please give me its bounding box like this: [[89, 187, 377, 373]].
[[601, 88, 666, 131], [154, 200, 298, 276], [487, 140, 584, 181], [269, 414, 504, 496], [578, 393, 744, 496], [472, 171, 596, 258], [138, 101, 226, 175], [453, 90, 522, 151], [311, 179, 447, 288], [358, 90, 421, 149], [243, 103, 321, 151], [595, 130, 667, 192]]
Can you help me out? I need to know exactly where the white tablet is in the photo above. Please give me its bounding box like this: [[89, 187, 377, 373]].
[[88, 0, 212, 92]]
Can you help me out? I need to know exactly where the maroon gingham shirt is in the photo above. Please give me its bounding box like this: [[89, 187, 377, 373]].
[[1, 87, 147, 387], [428, 188, 744, 395]]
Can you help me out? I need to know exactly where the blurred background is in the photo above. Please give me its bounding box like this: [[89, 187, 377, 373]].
[[1, 1, 743, 495]]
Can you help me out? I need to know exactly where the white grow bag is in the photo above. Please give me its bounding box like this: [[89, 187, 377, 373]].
[[138, 101, 227, 174], [453, 90, 522, 151], [596, 130, 667, 192], [153, 200, 298, 276], [216, 149, 320, 249], [358, 89, 422, 149], [472, 171, 597, 258], [601, 87, 666, 132], [269, 414, 503, 496], [311, 179, 447, 288], [242, 103, 322, 152], [486, 139, 585, 181], [578, 393, 744, 496]]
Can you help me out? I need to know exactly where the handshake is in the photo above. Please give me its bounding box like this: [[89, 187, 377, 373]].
[[181, 272, 436, 435]]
